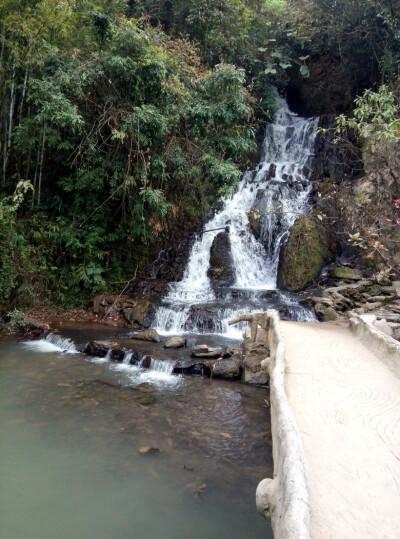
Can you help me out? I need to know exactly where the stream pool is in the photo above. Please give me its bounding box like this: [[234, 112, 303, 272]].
[[0, 325, 273, 539]]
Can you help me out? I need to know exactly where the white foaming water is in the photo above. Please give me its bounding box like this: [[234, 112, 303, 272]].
[[107, 352, 181, 388], [153, 93, 318, 336], [21, 332, 78, 354]]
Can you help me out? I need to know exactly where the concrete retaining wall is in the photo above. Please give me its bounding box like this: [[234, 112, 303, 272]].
[[256, 310, 311, 538]]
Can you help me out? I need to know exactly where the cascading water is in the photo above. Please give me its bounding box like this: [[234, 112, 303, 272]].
[[21, 332, 78, 354], [154, 93, 319, 337]]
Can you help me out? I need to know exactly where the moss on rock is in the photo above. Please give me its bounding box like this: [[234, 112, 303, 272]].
[[278, 215, 333, 291], [332, 267, 363, 280]]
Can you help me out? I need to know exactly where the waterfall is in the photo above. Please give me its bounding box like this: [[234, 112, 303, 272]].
[[153, 93, 318, 336], [21, 332, 78, 354]]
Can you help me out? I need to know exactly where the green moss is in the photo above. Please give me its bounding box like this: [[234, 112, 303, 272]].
[[332, 267, 362, 280], [278, 215, 331, 291]]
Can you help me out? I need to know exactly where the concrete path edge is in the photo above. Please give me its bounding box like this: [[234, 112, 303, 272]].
[[349, 313, 400, 377], [256, 309, 311, 538]]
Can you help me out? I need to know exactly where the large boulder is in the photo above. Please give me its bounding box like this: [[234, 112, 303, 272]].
[[278, 214, 334, 291], [207, 231, 236, 287]]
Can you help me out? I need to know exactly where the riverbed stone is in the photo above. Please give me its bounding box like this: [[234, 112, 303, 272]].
[[131, 329, 160, 343], [164, 336, 185, 349]]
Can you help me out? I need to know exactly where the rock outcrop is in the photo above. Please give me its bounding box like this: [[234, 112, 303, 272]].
[[93, 294, 155, 329]]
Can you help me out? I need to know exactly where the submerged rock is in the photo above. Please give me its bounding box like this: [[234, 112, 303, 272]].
[[131, 329, 160, 343]]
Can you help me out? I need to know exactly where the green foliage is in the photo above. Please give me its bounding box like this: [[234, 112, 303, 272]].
[[336, 85, 400, 150], [0, 2, 255, 309]]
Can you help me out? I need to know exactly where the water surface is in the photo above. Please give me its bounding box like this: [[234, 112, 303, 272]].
[[0, 331, 273, 539]]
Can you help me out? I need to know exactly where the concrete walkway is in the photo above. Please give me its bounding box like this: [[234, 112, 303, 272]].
[[280, 320, 400, 539]]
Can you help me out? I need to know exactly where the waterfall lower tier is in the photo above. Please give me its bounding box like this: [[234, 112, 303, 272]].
[[153, 93, 319, 337]]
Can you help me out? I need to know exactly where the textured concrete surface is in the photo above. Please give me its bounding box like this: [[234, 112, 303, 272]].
[[256, 310, 310, 539], [280, 320, 400, 539]]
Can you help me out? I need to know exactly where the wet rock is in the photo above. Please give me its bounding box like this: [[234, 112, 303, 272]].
[[248, 207, 262, 239], [82, 340, 114, 357], [129, 351, 145, 365], [110, 349, 126, 362], [131, 329, 160, 343], [331, 266, 363, 281], [140, 355, 152, 369], [207, 231, 235, 287], [278, 214, 335, 291], [164, 336, 185, 349], [211, 357, 242, 380], [191, 345, 223, 359]]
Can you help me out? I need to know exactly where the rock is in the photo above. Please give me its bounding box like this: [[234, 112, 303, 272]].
[[248, 207, 262, 239], [392, 282, 400, 298], [131, 329, 160, 343], [191, 346, 223, 359], [211, 357, 242, 379], [243, 341, 269, 385], [185, 336, 198, 348], [191, 344, 209, 354], [164, 336, 185, 349], [278, 214, 334, 291], [82, 340, 114, 357], [331, 267, 363, 280], [93, 293, 155, 328], [122, 298, 154, 328], [110, 349, 125, 362], [207, 231, 236, 287], [139, 355, 152, 369], [315, 303, 339, 321]]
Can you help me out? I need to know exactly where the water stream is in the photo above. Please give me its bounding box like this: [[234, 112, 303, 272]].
[[0, 332, 273, 538], [153, 94, 318, 338]]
